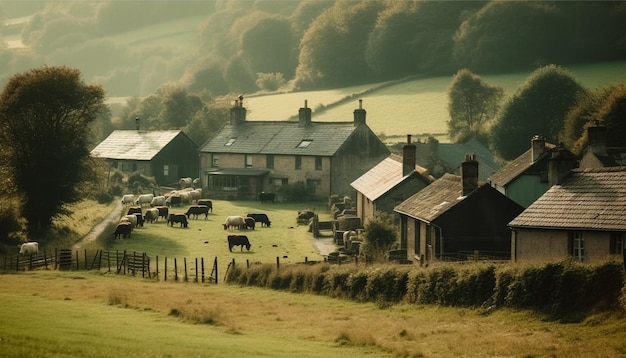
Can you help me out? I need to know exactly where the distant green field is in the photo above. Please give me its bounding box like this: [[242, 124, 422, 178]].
[[245, 62, 626, 144]]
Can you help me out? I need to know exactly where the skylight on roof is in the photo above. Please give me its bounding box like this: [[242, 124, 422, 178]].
[[297, 139, 312, 148], [225, 138, 236, 146]]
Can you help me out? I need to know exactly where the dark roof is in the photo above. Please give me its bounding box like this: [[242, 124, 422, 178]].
[[488, 143, 557, 186], [587, 147, 626, 167], [350, 154, 433, 201], [91, 130, 186, 160], [199, 121, 359, 156], [509, 167, 626, 231], [394, 173, 477, 222], [205, 168, 270, 176], [438, 138, 500, 181]]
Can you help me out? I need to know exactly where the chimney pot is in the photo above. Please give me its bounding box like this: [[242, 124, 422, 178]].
[[402, 134, 417, 176]]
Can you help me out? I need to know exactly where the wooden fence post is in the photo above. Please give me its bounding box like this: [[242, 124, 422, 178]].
[[276, 256, 280, 271], [195, 258, 198, 283], [174, 258, 178, 281], [184, 257, 188, 282], [201, 258, 205, 283], [156, 255, 159, 280], [164, 257, 167, 281]]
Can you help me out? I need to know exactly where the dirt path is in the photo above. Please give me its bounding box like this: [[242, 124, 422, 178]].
[[71, 201, 124, 251]]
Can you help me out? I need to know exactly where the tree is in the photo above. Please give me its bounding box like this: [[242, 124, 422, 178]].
[[489, 65, 587, 161], [361, 211, 398, 262], [0, 66, 106, 235], [447, 69, 504, 144]]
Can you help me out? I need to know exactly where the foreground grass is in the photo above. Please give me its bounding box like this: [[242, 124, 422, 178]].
[[1, 270, 626, 357]]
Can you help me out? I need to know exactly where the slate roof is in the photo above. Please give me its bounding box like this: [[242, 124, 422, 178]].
[[91, 130, 186, 160], [394, 173, 475, 222], [488, 143, 557, 186], [438, 138, 500, 181], [350, 154, 433, 201], [199, 121, 359, 156], [508, 167, 626, 231], [586, 147, 626, 167]]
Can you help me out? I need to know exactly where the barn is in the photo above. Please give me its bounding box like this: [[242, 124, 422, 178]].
[[91, 126, 198, 186]]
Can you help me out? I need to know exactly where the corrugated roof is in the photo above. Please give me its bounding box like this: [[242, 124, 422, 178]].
[[488, 143, 557, 186], [199, 121, 358, 156], [509, 167, 626, 230], [350, 154, 433, 201], [91, 130, 184, 160], [394, 173, 472, 222]]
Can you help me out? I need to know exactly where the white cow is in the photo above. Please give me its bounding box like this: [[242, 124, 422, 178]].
[[121, 194, 134, 206], [19, 242, 38, 255], [150, 195, 166, 207], [136, 193, 154, 207]]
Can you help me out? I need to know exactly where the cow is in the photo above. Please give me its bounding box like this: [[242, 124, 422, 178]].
[[227, 235, 251, 252], [122, 214, 138, 228], [189, 189, 202, 203], [156, 206, 169, 221], [127, 206, 142, 216], [179, 177, 193, 188], [133, 213, 144, 227], [247, 213, 271, 227], [121, 194, 134, 206], [197, 200, 213, 213], [166, 195, 181, 207], [242, 217, 255, 230], [168, 213, 189, 228], [113, 222, 132, 239], [259, 192, 276, 204], [185, 205, 210, 219], [19, 242, 38, 255], [136, 193, 154, 207], [144, 208, 160, 223], [222, 216, 246, 230], [150, 195, 166, 207]]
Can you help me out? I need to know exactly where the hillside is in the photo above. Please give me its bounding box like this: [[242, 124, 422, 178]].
[[244, 61, 626, 144]]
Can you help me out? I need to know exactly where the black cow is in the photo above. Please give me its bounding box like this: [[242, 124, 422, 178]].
[[247, 213, 271, 227], [259, 192, 276, 204], [167, 213, 189, 228], [113, 222, 132, 239], [156, 206, 169, 221], [127, 206, 142, 216], [227, 235, 251, 252], [197, 199, 213, 213], [185, 205, 210, 219], [133, 212, 145, 227], [242, 217, 255, 230], [167, 195, 182, 207]]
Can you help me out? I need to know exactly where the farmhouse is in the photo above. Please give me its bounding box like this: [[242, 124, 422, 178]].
[[198, 98, 390, 200], [488, 135, 578, 208], [509, 167, 626, 263], [394, 154, 524, 264], [91, 125, 199, 186], [351, 134, 434, 225]]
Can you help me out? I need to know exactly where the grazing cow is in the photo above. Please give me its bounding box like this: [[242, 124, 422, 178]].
[[259, 192, 276, 204], [166, 195, 182, 207], [247, 213, 271, 227], [185, 205, 210, 219], [136, 194, 154, 207], [113, 222, 132, 239], [19, 242, 38, 255], [197, 200, 213, 213], [156, 206, 169, 221], [133, 213, 144, 227], [127, 206, 142, 216], [222, 216, 246, 230], [122, 214, 138, 228], [121, 194, 134, 206], [168, 213, 189, 228], [227, 235, 251, 252], [242, 217, 255, 230], [150, 196, 166, 207], [144, 208, 160, 223]]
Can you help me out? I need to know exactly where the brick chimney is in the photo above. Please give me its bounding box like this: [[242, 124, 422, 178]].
[[230, 95, 246, 125], [531, 135, 546, 163], [587, 121, 607, 156], [402, 134, 417, 176], [298, 99, 312, 127], [548, 143, 577, 186], [461, 154, 479, 196], [353, 99, 366, 126]]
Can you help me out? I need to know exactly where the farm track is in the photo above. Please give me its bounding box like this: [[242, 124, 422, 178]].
[[72, 200, 124, 251]]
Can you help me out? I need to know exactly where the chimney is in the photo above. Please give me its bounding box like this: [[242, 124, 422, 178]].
[[548, 143, 577, 186], [135, 116, 140, 131], [353, 99, 366, 126], [461, 154, 479, 196], [298, 99, 312, 127], [587, 121, 607, 156], [402, 134, 416, 176], [230, 95, 246, 125], [531, 135, 546, 163]]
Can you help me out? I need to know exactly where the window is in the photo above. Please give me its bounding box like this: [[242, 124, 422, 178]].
[[272, 178, 288, 186], [266, 154, 274, 169], [225, 138, 236, 146], [295, 155, 302, 170], [610, 232, 625, 255], [212, 154, 219, 167], [570, 231, 584, 262], [245, 155, 252, 168], [315, 157, 322, 170], [297, 139, 312, 148], [163, 165, 169, 176]]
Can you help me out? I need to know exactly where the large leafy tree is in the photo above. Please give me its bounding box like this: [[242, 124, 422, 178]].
[[490, 65, 587, 161], [361, 211, 398, 262], [0, 66, 106, 235], [447, 69, 504, 144]]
